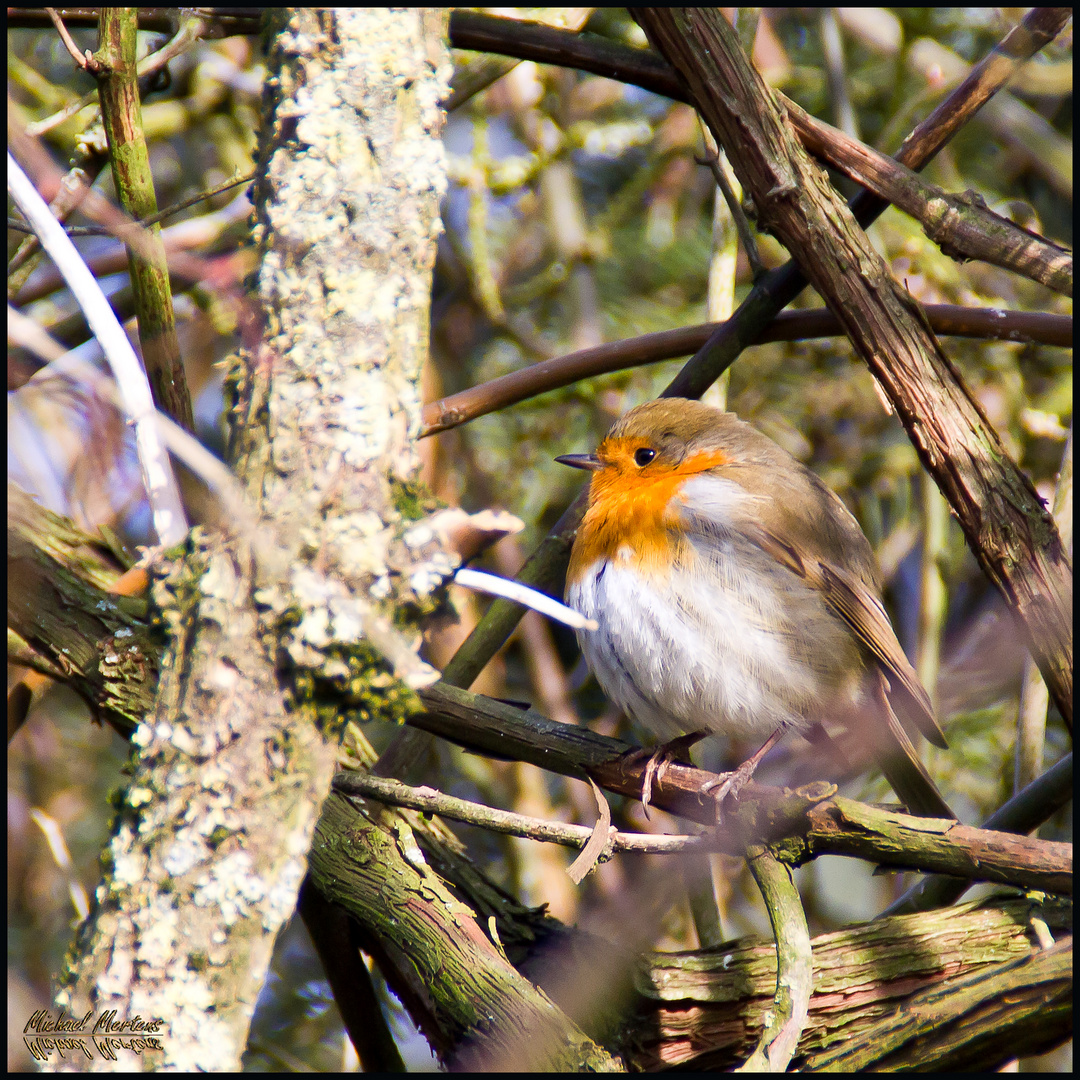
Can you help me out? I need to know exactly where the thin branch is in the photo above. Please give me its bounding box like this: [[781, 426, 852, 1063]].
[[420, 306, 1071, 436], [453, 568, 596, 631], [696, 123, 764, 281], [333, 771, 711, 856], [412, 682, 1072, 893], [6, 170, 255, 237], [784, 99, 1072, 296], [26, 11, 210, 138], [1015, 426, 1073, 791]]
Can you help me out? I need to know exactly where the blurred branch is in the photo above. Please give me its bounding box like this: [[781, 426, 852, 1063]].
[[297, 877, 407, 1073], [25, 11, 211, 138], [7, 153, 187, 544], [420, 306, 1071, 436], [1015, 426, 1073, 792], [8, 309, 256, 531], [820, 9, 857, 140], [7, 143, 109, 295], [8, 118, 237, 312], [6, 170, 254, 237], [449, 11, 1073, 295]]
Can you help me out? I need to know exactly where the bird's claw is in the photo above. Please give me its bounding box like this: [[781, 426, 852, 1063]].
[[624, 731, 708, 818], [702, 760, 757, 823]]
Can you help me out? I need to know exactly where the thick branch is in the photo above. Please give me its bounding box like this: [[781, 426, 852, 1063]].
[[411, 683, 1071, 895]]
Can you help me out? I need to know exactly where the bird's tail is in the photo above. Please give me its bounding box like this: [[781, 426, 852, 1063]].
[[870, 670, 956, 820]]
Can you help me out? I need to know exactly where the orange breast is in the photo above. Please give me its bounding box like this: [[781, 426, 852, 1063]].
[[567, 444, 728, 585]]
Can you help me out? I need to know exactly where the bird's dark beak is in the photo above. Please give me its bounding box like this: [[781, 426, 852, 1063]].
[[555, 453, 603, 472]]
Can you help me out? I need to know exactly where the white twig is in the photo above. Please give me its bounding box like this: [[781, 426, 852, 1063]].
[[454, 567, 598, 631], [8, 153, 188, 546]]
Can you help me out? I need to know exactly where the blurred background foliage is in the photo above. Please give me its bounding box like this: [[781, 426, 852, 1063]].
[[8, 8, 1071, 1070]]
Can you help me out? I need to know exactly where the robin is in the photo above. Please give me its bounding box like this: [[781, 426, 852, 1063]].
[[556, 398, 954, 820]]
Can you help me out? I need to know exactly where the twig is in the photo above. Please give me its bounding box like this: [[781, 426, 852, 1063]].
[[7, 153, 187, 546], [27, 12, 210, 138], [6, 170, 255, 237], [333, 771, 711, 856], [453, 568, 597, 631], [1015, 426, 1073, 791], [784, 99, 1072, 296], [696, 122, 764, 281], [44, 7, 101, 73]]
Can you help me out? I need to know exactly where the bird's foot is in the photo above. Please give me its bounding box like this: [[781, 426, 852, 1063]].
[[622, 731, 708, 818], [701, 758, 759, 822], [701, 727, 784, 822]]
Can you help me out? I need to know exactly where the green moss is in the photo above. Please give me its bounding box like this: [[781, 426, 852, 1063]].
[[207, 826, 231, 849], [287, 641, 422, 740], [389, 474, 443, 522]]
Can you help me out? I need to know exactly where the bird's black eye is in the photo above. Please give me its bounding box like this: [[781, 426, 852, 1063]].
[[634, 447, 656, 467]]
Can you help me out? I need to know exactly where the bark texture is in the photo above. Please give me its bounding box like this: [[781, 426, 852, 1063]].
[[53, 10, 454, 1069]]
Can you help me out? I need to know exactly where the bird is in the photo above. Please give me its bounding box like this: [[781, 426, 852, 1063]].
[[556, 398, 954, 820]]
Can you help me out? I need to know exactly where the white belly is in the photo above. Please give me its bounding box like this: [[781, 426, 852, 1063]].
[[566, 543, 863, 743]]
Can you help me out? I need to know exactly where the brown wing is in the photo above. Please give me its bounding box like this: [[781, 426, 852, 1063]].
[[747, 525, 947, 750], [817, 562, 947, 749]]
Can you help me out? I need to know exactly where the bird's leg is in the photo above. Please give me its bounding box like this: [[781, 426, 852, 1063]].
[[622, 731, 709, 817], [703, 727, 785, 819]]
